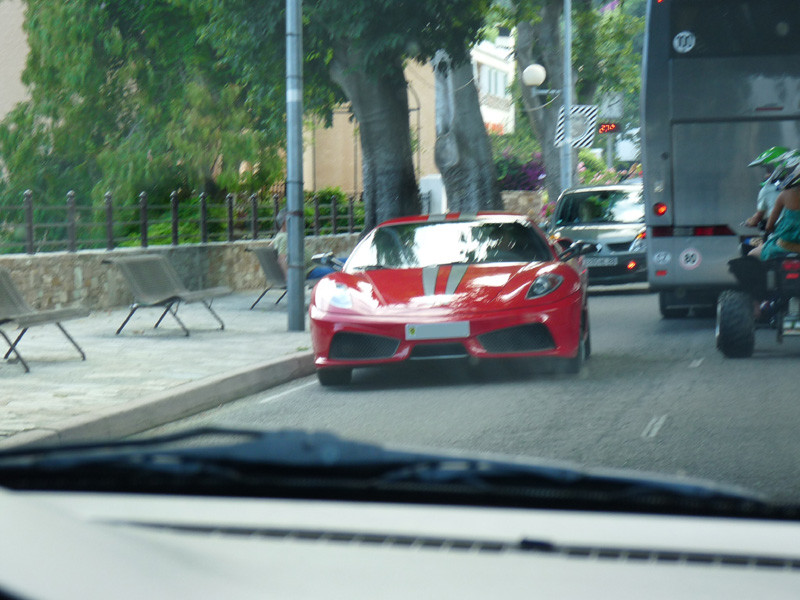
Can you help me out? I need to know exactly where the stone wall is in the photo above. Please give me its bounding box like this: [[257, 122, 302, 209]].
[[0, 233, 361, 311], [0, 198, 557, 312]]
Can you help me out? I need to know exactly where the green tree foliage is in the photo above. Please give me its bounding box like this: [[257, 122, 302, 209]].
[[1, 0, 494, 238], [505, 0, 643, 202], [591, 2, 644, 132], [198, 0, 491, 229], [0, 0, 284, 226]]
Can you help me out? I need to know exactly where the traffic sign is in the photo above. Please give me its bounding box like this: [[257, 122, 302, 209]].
[[554, 105, 598, 148], [599, 92, 624, 119]]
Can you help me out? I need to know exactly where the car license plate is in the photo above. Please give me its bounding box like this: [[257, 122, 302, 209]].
[[584, 257, 618, 267], [405, 322, 470, 340]]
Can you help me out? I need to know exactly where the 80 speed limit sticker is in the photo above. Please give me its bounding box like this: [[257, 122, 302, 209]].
[[679, 247, 702, 270]]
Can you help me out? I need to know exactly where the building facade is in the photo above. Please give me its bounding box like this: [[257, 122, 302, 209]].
[[0, 0, 27, 121]]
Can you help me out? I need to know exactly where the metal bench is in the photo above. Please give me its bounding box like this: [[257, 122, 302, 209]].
[[248, 246, 331, 309], [0, 268, 90, 372], [248, 246, 288, 309], [104, 255, 231, 336]]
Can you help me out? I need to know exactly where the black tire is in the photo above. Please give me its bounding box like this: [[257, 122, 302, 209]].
[[317, 367, 352, 386], [565, 333, 586, 374], [659, 292, 690, 319], [584, 312, 592, 359], [716, 290, 755, 358]]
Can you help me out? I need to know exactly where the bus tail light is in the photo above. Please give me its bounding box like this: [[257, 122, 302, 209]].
[[694, 225, 735, 236], [652, 227, 673, 237], [651, 226, 735, 237], [653, 203, 668, 216]]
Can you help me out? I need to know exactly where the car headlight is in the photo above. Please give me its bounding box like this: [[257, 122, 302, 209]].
[[629, 230, 646, 252], [330, 283, 353, 309], [526, 273, 563, 299]]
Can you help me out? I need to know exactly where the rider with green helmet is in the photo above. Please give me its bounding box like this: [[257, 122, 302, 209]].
[[745, 147, 785, 228], [748, 147, 800, 260]]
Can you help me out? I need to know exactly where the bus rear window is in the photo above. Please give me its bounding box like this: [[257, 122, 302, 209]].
[[555, 190, 643, 226], [670, 0, 800, 58]]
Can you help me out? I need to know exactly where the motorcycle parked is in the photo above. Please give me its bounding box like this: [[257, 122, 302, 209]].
[[311, 252, 346, 271]]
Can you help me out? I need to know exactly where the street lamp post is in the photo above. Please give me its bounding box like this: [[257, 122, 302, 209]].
[[562, 0, 573, 192], [521, 0, 574, 193], [285, 0, 304, 331]]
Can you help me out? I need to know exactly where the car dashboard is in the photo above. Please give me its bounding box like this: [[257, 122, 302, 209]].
[[3, 488, 800, 599]]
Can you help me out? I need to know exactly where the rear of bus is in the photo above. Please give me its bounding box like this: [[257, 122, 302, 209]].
[[642, 0, 800, 317]]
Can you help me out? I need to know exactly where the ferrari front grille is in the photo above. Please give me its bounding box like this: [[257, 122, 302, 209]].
[[410, 343, 468, 360], [477, 323, 555, 353], [329, 332, 400, 360]]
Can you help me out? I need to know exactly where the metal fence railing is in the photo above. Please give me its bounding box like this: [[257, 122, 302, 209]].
[[0, 189, 365, 255]]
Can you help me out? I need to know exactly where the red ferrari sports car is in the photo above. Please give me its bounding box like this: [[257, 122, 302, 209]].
[[309, 213, 597, 386]]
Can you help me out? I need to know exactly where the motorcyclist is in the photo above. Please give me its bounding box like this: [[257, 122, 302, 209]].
[[747, 149, 800, 260], [744, 164, 781, 228], [754, 184, 800, 259]]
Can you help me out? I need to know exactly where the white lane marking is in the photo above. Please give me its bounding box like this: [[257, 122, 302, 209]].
[[259, 379, 317, 404], [689, 358, 704, 368], [641, 414, 668, 439]]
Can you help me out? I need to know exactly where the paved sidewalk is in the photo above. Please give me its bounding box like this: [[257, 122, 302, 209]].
[[0, 291, 315, 449]]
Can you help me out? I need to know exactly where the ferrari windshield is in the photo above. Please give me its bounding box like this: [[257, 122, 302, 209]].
[[344, 220, 553, 270]]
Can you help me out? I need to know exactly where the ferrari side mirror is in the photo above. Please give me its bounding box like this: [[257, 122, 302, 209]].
[[559, 240, 600, 261]]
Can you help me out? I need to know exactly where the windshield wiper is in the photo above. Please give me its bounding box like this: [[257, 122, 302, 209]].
[[0, 429, 790, 519]]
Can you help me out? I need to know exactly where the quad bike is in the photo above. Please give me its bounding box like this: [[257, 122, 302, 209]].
[[719, 147, 800, 357], [716, 249, 800, 358]]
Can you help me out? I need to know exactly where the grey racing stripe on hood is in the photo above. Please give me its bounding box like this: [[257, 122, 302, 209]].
[[422, 266, 438, 296], [445, 264, 469, 294]]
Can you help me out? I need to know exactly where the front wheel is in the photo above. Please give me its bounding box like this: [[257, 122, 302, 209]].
[[716, 290, 755, 358], [564, 338, 585, 374], [583, 312, 592, 359], [565, 318, 589, 374], [317, 367, 352, 386]]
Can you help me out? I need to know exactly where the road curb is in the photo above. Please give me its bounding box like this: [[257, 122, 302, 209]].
[[0, 351, 316, 449]]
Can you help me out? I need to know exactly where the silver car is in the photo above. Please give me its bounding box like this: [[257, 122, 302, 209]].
[[548, 183, 646, 285]]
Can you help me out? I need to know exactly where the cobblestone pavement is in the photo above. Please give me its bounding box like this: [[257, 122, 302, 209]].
[[0, 291, 314, 447]]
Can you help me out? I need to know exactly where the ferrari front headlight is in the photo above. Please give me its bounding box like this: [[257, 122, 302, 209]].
[[330, 282, 353, 309], [526, 273, 563, 299]]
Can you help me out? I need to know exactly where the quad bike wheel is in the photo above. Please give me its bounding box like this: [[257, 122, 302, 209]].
[[716, 290, 755, 358]]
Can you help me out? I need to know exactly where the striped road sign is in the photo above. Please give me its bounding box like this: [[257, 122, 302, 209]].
[[554, 105, 599, 148]]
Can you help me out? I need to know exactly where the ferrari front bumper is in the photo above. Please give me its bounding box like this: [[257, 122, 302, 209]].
[[310, 295, 583, 369]]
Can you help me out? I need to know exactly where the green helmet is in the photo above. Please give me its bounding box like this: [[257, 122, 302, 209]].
[[782, 162, 800, 189], [748, 146, 790, 167], [768, 150, 800, 188]]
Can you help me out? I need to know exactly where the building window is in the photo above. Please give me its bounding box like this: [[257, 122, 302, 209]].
[[478, 63, 509, 99]]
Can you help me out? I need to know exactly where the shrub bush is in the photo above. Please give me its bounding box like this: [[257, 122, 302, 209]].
[[495, 150, 547, 191]]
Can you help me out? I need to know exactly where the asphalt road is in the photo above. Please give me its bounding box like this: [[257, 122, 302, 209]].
[[141, 286, 800, 503]]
